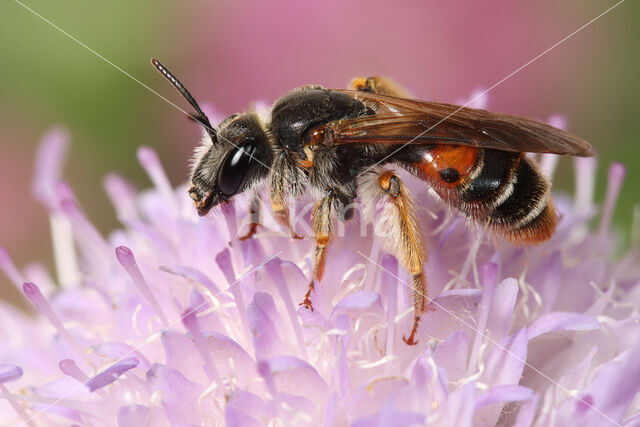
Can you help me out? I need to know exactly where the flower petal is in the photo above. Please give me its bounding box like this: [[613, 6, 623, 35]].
[[475, 384, 533, 408], [86, 357, 139, 392], [0, 364, 22, 383], [486, 278, 518, 342], [330, 291, 383, 319], [439, 381, 476, 427], [146, 363, 213, 425], [432, 331, 469, 383], [528, 312, 600, 340], [262, 355, 328, 400], [247, 292, 285, 359], [555, 342, 640, 425]]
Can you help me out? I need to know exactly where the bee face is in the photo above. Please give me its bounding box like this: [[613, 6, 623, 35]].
[[189, 114, 272, 216]]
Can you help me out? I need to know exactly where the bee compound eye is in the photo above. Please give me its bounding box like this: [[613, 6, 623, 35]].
[[217, 143, 257, 197]]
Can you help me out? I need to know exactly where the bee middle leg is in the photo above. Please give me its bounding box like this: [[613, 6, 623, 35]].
[[300, 190, 337, 310], [359, 168, 427, 345]]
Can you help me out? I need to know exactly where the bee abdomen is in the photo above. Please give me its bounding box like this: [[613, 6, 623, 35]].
[[480, 155, 557, 244], [459, 149, 520, 210], [403, 146, 557, 244]]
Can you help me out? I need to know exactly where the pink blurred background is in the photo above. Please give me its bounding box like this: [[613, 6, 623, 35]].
[[1, 0, 638, 303]]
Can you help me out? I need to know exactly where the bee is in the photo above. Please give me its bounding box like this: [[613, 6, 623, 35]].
[[152, 59, 592, 345]]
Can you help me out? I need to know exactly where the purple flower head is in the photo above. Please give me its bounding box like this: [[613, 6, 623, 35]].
[[1, 99, 639, 426]]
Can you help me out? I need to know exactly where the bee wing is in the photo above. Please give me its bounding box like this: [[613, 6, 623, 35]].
[[328, 90, 593, 156]]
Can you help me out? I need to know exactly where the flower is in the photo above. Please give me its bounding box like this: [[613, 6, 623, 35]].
[[1, 113, 639, 426]]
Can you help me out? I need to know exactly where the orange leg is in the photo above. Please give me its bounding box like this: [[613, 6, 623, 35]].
[[300, 192, 335, 311], [271, 201, 304, 240], [350, 78, 426, 344], [360, 169, 428, 345]]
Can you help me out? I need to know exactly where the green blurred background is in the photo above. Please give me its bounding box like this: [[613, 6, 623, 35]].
[[1, 0, 638, 304]]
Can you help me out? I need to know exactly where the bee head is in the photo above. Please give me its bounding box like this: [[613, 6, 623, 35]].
[[189, 114, 272, 216], [151, 58, 272, 216]]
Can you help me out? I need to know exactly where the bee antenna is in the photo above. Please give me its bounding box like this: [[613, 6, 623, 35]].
[[151, 58, 217, 142]]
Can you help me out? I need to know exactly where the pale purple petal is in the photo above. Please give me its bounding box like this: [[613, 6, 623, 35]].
[[623, 413, 640, 427], [513, 394, 539, 427], [247, 292, 285, 359], [481, 328, 528, 386], [161, 329, 203, 384], [264, 258, 308, 358], [137, 146, 178, 215], [598, 162, 626, 236], [349, 378, 409, 421], [528, 312, 600, 340], [555, 342, 640, 425], [117, 404, 152, 427], [115, 245, 169, 326], [475, 385, 533, 408], [59, 359, 88, 382], [262, 355, 329, 400], [92, 342, 152, 372], [475, 330, 530, 426], [336, 314, 351, 402], [146, 363, 213, 425], [439, 382, 476, 427], [159, 264, 225, 297], [204, 332, 255, 387], [485, 278, 518, 342], [225, 406, 263, 427], [558, 346, 598, 394], [103, 173, 139, 222], [182, 308, 223, 387], [215, 247, 236, 284], [0, 365, 22, 383], [87, 357, 139, 392], [32, 127, 70, 209], [353, 410, 424, 427], [330, 290, 383, 320], [225, 388, 273, 424], [432, 331, 469, 383]]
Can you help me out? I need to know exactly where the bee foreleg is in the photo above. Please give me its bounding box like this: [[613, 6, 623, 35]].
[[301, 190, 337, 311], [358, 169, 427, 345], [270, 153, 304, 240], [239, 195, 262, 240]]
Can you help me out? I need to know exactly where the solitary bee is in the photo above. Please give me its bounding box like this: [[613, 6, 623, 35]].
[[152, 59, 592, 345]]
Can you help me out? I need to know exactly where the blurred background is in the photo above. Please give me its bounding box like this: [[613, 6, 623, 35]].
[[1, 0, 638, 303]]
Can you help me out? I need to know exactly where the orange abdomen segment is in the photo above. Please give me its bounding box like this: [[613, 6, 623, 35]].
[[411, 145, 480, 188], [405, 146, 556, 244]]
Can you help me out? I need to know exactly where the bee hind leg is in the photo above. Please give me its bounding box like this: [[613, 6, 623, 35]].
[[359, 168, 427, 345]]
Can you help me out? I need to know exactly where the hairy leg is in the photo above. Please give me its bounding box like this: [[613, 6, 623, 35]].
[[270, 152, 304, 239], [300, 190, 336, 310], [358, 168, 427, 345]]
